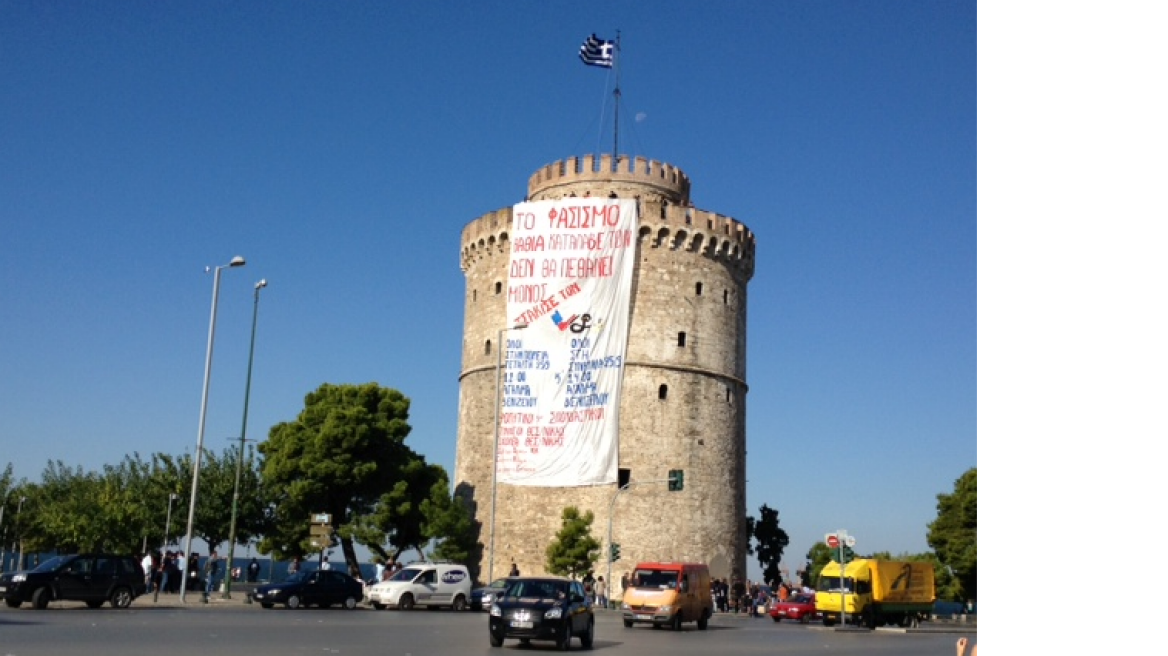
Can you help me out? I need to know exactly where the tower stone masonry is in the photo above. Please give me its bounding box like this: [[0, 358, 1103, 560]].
[[455, 154, 755, 589]]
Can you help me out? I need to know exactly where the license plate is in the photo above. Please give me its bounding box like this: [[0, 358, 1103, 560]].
[[510, 620, 533, 629], [636, 614, 651, 620]]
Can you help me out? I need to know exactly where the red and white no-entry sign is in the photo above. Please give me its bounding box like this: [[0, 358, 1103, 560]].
[[826, 534, 840, 548]]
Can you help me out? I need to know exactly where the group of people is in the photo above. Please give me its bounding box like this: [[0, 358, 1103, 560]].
[[580, 571, 608, 608], [141, 550, 263, 600], [709, 577, 812, 616]]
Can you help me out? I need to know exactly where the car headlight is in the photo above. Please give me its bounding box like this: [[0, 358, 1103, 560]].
[[490, 604, 502, 617], [12, 574, 26, 583], [544, 607, 563, 619], [266, 589, 282, 597], [483, 593, 494, 604], [659, 605, 673, 613]]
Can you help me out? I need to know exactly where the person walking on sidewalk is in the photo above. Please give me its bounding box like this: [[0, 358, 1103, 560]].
[[203, 550, 220, 602]]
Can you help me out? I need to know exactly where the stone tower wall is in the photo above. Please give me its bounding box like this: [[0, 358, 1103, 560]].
[[455, 155, 755, 588]]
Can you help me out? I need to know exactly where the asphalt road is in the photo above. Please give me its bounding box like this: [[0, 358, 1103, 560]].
[[1, 595, 976, 656]]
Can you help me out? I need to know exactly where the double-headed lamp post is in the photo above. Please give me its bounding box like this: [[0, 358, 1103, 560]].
[[180, 255, 245, 602], [487, 323, 527, 583], [223, 278, 266, 599]]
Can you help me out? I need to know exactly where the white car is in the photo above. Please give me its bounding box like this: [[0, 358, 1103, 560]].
[[367, 562, 471, 611]]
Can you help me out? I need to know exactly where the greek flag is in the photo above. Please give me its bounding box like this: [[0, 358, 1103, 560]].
[[579, 34, 614, 68]]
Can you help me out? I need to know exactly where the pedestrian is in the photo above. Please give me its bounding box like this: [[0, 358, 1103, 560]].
[[203, 550, 220, 601], [247, 557, 260, 583], [288, 556, 301, 578], [187, 553, 199, 592], [141, 551, 154, 593], [374, 558, 385, 582], [595, 576, 608, 609], [321, 556, 331, 570]]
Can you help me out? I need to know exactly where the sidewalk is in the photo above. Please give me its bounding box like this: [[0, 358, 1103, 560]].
[[139, 583, 260, 608]]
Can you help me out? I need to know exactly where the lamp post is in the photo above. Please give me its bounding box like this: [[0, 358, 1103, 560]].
[[223, 278, 266, 599], [163, 493, 179, 550], [180, 255, 245, 602], [13, 496, 26, 571], [487, 323, 527, 583]]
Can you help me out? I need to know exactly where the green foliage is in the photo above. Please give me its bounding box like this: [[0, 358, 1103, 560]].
[[545, 506, 601, 580], [748, 504, 790, 586], [422, 478, 478, 566], [805, 542, 833, 586], [927, 467, 977, 601], [258, 382, 437, 574]]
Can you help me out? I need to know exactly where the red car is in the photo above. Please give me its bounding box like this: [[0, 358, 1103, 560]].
[[769, 593, 817, 623]]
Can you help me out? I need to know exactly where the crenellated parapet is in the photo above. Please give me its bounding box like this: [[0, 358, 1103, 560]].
[[528, 154, 690, 204], [638, 204, 757, 281], [460, 207, 513, 272]]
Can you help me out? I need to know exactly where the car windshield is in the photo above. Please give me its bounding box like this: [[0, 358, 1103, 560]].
[[503, 579, 568, 600], [632, 569, 679, 589], [790, 594, 813, 604], [32, 556, 74, 573], [390, 567, 422, 582]]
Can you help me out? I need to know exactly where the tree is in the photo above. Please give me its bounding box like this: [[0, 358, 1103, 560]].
[[421, 477, 479, 566], [927, 467, 977, 602], [545, 506, 601, 580], [257, 382, 419, 574], [748, 504, 789, 586]]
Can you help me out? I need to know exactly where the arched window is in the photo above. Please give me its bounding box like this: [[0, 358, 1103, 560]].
[[658, 384, 669, 400]]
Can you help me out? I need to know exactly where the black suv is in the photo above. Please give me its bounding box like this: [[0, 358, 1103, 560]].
[[1, 553, 147, 609], [488, 576, 594, 650]]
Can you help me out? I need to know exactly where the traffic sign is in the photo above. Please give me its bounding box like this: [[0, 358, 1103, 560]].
[[826, 534, 840, 548], [311, 513, 332, 524], [845, 535, 856, 548]]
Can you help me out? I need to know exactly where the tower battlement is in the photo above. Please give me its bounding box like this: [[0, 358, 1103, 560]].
[[528, 154, 690, 204]]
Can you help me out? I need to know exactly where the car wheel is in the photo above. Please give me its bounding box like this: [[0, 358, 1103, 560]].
[[343, 595, 358, 610], [286, 594, 301, 609], [86, 600, 104, 609], [261, 603, 274, 609], [489, 631, 504, 647], [31, 587, 51, 610], [801, 613, 811, 625], [623, 618, 633, 628], [671, 610, 683, 631], [697, 609, 709, 630], [452, 594, 467, 611], [399, 593, 415, 611], [5, 599, 21, 609], [772, 614, 782, 622], [556, 622, 572, 651], [580, 617, 595, 649], [110, 587, 134, 609]]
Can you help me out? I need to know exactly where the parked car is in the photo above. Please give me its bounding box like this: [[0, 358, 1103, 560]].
[[488, 576, 594, 650], [367, 561, 472, 610], [769, 593, 818, 623], [0, 553, 147, 609], [471, 578, 511, 611], [250, 569, 364, 609]]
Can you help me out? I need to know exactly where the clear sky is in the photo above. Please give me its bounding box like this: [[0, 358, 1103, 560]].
[[1, 1, 976, 579]]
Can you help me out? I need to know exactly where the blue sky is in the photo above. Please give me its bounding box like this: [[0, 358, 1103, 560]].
[[1, 1, 976, 578]]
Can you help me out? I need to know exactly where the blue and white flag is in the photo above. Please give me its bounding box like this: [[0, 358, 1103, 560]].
[[579, 34, 614, 68]]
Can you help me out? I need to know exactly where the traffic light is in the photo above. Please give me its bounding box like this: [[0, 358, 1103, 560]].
[[609, 543, 621, 563], [668, 469, 684, 491]]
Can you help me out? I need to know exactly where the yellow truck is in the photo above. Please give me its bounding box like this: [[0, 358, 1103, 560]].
[[815, 559, 934, 628]]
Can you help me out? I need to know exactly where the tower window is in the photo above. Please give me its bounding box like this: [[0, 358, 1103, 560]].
[[678, 332, 687, 347], [485, 340, 492, 356], [658, 384, 669, 400], [495, 281, 503, 295], [723, 289, 729, 304], [695, 282, 703, 296]]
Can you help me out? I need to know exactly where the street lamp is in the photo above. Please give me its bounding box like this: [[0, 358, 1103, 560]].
[[180, 255, 245, 602], [224, 278, 266, 599], [163, 493, 179, 550], [487, 323, 527, 583], [13, 496, 26, 571]]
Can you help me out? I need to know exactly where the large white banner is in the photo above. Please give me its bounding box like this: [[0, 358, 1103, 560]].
[[498, 198, 638, 486]]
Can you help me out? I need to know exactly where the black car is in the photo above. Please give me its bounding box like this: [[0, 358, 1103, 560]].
[[488, 576, 594, 650], [250, 569, 364, 609], [471, 577, 512, 611], [0, 553, 147, 609]]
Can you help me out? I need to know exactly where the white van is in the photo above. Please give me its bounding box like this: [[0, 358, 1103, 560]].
[[367, 562, 472, 611]]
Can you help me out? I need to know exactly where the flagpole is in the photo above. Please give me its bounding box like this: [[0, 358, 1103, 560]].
[[613, 30, 621, 159]]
